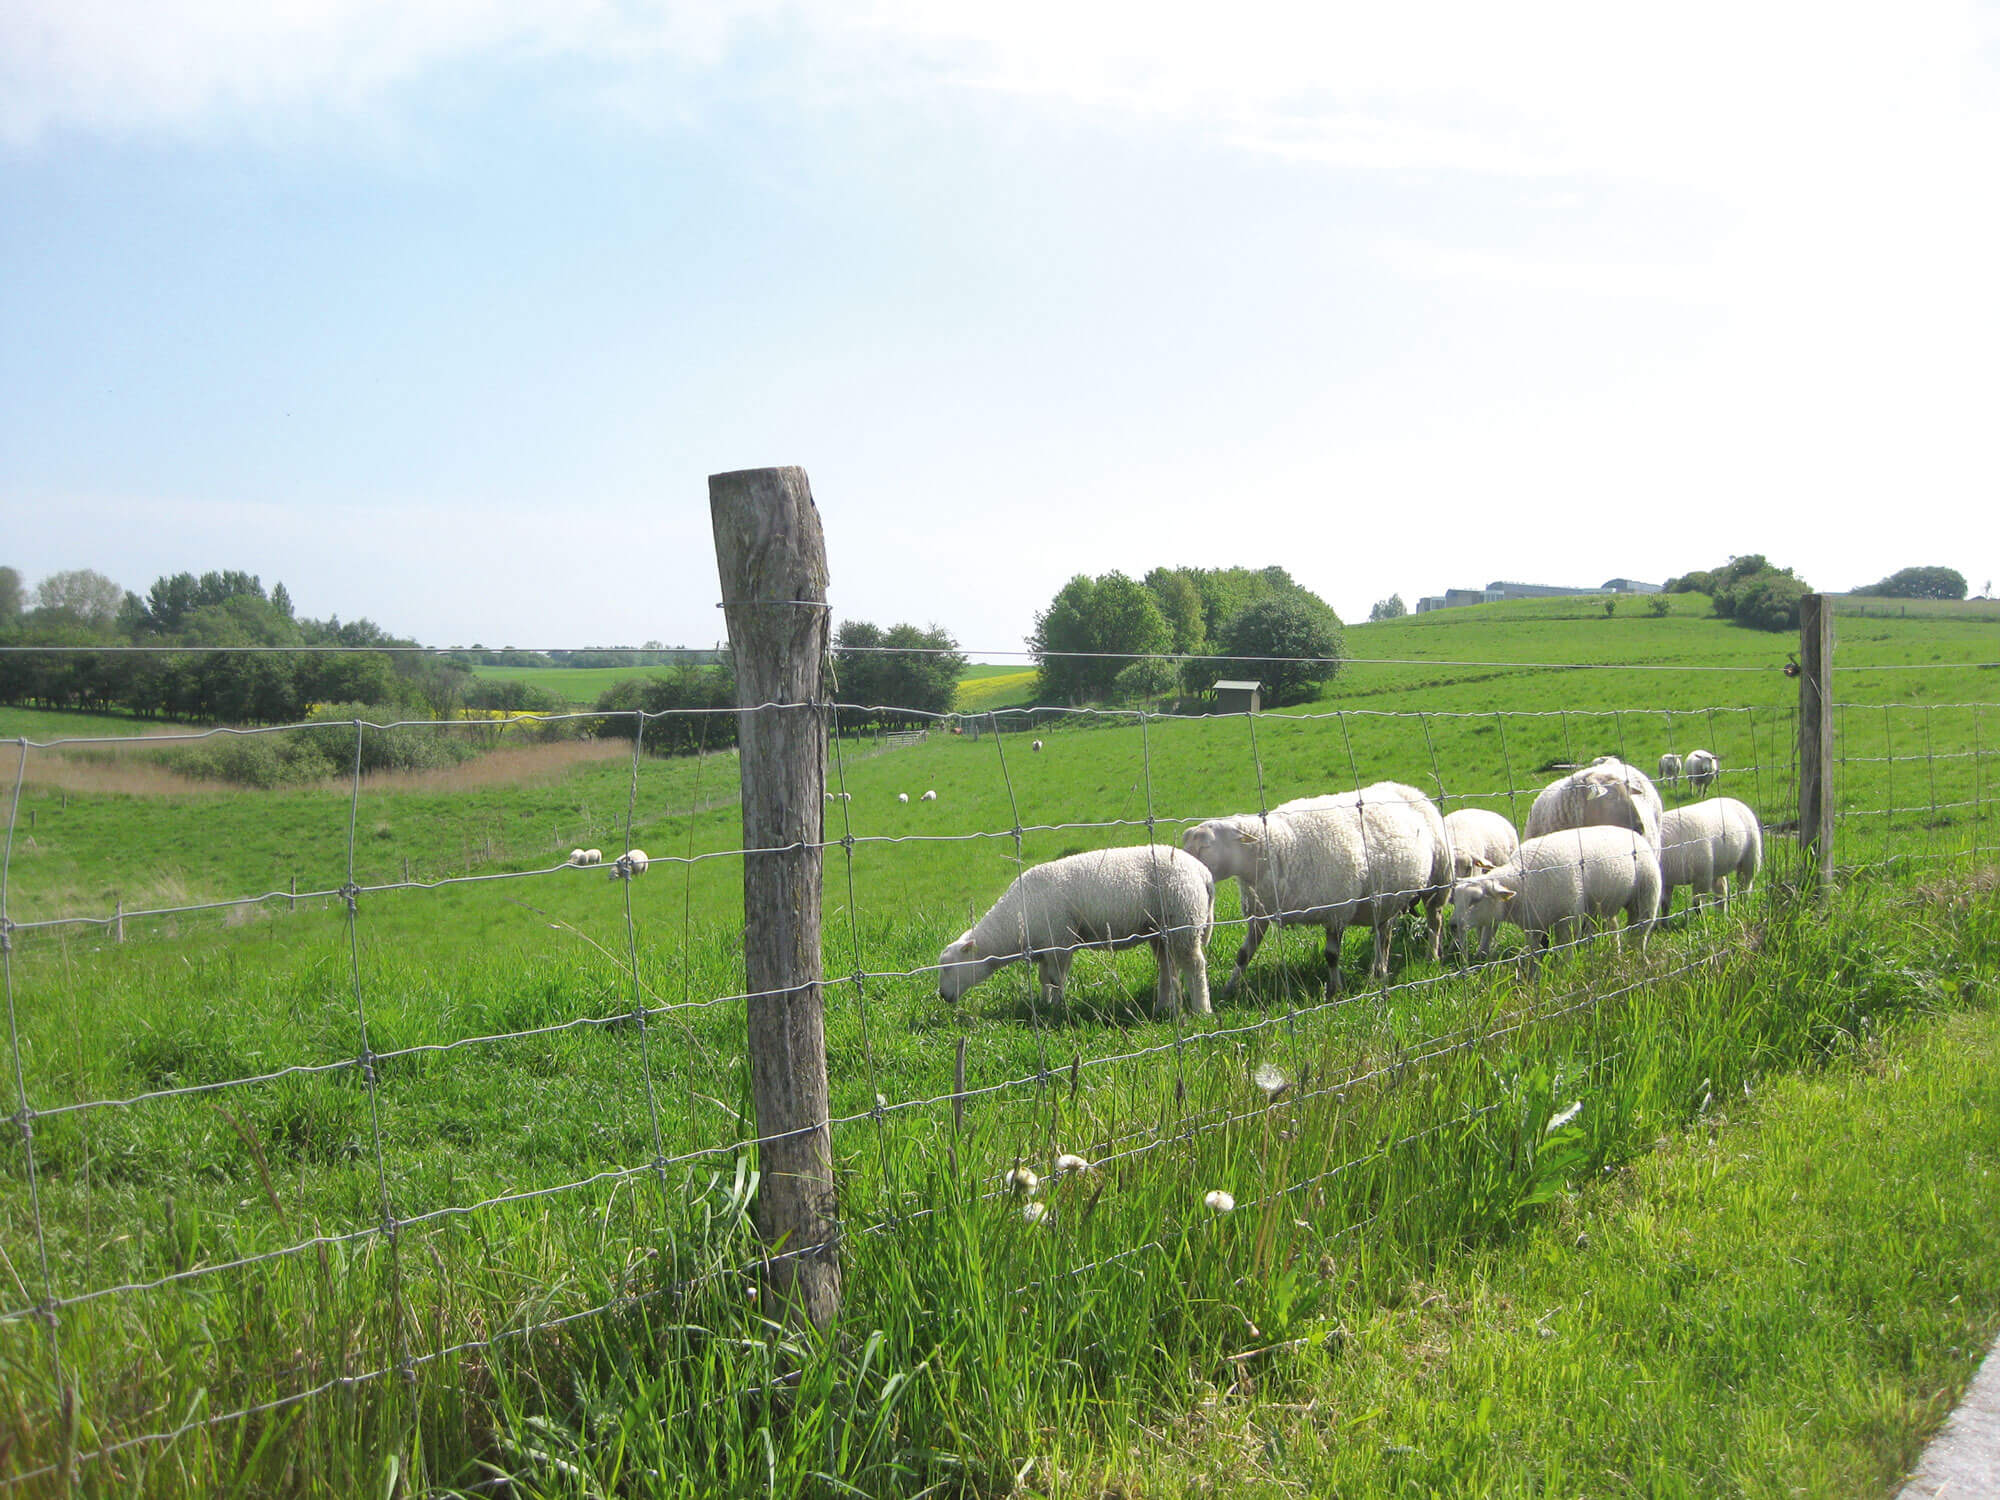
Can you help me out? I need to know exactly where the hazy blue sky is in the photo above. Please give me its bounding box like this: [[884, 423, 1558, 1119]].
[[5, 3, 1997, 654]]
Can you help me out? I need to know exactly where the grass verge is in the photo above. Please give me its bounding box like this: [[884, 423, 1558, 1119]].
[[1128, 948, 2000, 1497]]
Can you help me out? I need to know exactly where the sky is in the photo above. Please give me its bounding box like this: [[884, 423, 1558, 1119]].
[[5, 2, 1998, 656]]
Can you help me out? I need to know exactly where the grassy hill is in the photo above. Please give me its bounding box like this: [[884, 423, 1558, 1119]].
[[2, 595, 1996, 1494]]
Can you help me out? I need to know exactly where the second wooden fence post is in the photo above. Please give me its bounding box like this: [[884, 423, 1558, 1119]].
[[710, 465, 841, 1329]]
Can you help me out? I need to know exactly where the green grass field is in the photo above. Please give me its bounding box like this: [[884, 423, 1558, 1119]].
[[3, 596, 1997, 1495], [468, 662, 665, 704]]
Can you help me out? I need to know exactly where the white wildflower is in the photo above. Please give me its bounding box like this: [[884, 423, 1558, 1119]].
[[1005, 1165, 1040, 1198], [1253, 1063, 1289, 1100], [1545, 1100, 1583, 1133], [1204, 1189, 1236, 1214], [1022, 1201, 1048, 1225]]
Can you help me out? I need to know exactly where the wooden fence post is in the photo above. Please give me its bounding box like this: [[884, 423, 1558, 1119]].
[[114, 899, 124, 944], [710, 465, 841, 1330], [1799, 593, 1835, 894]]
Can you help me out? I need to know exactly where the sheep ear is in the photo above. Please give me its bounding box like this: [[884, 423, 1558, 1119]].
[[1237, 828, 1261, 845], [1586, 782, 1610, 800], [1471, 854, 1495, 871], [1494, 883, 1519, 902]]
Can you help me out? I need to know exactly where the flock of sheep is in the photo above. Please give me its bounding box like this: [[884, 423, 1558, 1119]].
[[936, 749, 1761, 1016], [568, 847, 651, 876]]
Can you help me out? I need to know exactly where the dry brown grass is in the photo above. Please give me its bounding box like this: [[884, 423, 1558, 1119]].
[[20, 749, 216, 798], [346, 736, 634, 793], [15, 735, 635, 800]]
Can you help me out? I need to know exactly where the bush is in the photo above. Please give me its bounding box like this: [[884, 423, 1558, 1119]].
[[1730, 572, 1809, 631], [1211, 598, 1345, 707]]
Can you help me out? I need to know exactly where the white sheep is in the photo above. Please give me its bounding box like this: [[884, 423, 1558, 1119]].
[[1275, 782, 1454, 960], [568, 848, 587, 865], [1443, 808, 1519, 878], [1683, 748, 1720, 794], [613, 848, 650, 877], [897, 792, 910, 804], [1658, 797, 1762, 916], [1524, 757, 1663, 855], [1182, 792, 1437, 996], [920, 789, 938, 802], [579, 848, 604, 866], [1657, 752, 1683, 790], [937, 845, 1215, 1016], [1032, 740, 1044, 752], [1449, 825, 1661, 970]]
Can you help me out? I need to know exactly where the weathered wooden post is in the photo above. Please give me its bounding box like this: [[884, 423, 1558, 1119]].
[[114, 899, 124, 943], [710, 466, 841, 1329], [1798, 593, 1835, 894], [289, 874, 297, 912]]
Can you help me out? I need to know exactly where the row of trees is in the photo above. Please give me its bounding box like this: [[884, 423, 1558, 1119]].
[[1028, 566, 1345, 708], [0, 565, 468, 720], [1855, 566, 1969, 601]]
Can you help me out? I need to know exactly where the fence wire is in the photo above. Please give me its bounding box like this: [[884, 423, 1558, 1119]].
[[2, 659, 1996, 1490]]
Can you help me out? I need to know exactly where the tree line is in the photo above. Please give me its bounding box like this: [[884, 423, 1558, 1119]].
[[0, 565, 469, 720], [1029, 565, 1344, 708]]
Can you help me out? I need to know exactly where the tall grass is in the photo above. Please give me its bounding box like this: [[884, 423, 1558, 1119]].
[[3, 601, 1998, 1493]]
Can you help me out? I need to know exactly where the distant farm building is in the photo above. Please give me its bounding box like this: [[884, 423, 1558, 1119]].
[[1414, 577, 1662, 613], [1212, 679, 1262, 714]]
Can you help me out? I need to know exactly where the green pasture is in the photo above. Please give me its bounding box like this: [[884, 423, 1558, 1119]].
[[3, 598, 1998, 1494], [467, 662, 661, 704]]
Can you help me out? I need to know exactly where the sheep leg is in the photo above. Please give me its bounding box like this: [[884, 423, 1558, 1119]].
[[1183, 942, 1212, 1015], [1037, 951, 1073, 1018], [1370, 915, 1394, 980], [1150, 936, 1177, 1017], [1223, 915, 1270, 996], [1322, 921, 1346, 997]]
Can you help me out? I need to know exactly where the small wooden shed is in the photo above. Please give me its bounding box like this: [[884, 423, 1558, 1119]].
[[1213, 679, 1261, 714]]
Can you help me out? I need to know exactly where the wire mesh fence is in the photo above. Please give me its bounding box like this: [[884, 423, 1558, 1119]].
[[2, 636, 1998, 1489]]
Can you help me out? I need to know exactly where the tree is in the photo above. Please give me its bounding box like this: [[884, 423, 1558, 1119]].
[[1212, 597, 1344, 707], [0, 567, 21, 625], [1729, 570, 1809, 631], [33, 569, 128, 631], [271, 581, 295, 619], [1858, 566, 1967, 601], [1113, 657, 1178, 707], [1029, 572, 1172, 705], [833, 619, 965, 728], [1143, 567, 1208, 654], [1369, 594, 1407, 622]]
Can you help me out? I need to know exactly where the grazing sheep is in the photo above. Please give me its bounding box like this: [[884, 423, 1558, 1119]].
[[568, 848, 587, 865], [613, 848, 650, 877], [1524, 757, 1663, 855], [1277, 782, 1454, 960], [1449, 825, 1661, 970], [1683, 748, 1720, 794], [897, 792, 910, 804], [1032, 740, 1044, 752], [1657, 752, 1683, 790], [1658, 797, 1762, 916], [921, 789, 938, 802], [578, 848, 604, 866], [937, 845, 1215, 1016], [1442, 808, 1520, 959], [1182, 792, 1437, 996], [1443, 808, 1519, 878]]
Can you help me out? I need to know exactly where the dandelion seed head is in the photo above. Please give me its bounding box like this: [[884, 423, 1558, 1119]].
[[1204, 1189, 1236, 1214], [1253, 1063, 1289, 1098]]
